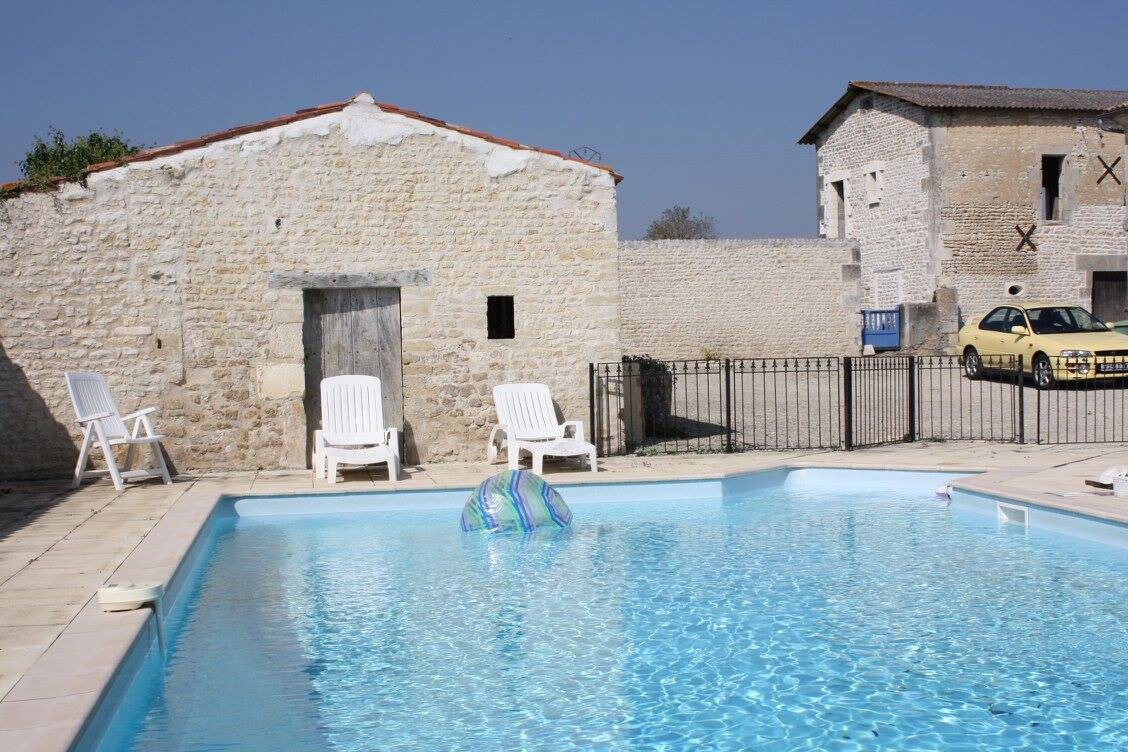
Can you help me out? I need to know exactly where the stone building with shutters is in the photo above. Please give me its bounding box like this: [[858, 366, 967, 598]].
[[0, 92, 621, 477], [800, 82, 1128, 331]]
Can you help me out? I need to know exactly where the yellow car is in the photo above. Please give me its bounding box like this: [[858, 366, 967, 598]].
[[957, 302, 1128, 388]]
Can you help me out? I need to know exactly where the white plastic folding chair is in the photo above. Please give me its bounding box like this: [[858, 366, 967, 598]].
[[313, 375, 400, 483], [64, 372, 172, 491], [488, 383, 597, 474]]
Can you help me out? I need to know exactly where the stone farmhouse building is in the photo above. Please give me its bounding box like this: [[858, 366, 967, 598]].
[[0, 93, 622, 477], [800, 82, 1128, 327]]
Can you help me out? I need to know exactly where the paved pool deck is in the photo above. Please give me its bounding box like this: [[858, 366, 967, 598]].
[[2, 441, 1128, 750]]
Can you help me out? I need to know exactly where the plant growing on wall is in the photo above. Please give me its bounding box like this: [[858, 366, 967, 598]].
[[623, 354, 680, 438], [644, 205, 717, 240], [5, 128, 143, 198]]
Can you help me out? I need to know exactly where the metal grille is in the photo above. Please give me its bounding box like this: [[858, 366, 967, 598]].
[[845, 356, 911, 448], [914, 355, 1023, 443], [1035, 355, 1128, 443], [732, 357, 842, 450], [590, 354, 1029, 456]]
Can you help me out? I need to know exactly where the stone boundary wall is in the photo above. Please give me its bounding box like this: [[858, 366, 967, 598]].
[[618, 239, 863, 359]]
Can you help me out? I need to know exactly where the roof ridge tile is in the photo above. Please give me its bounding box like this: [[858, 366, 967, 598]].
[[2, 94, 621, 193]]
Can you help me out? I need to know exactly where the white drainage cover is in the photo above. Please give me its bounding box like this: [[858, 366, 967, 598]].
[[996, 502, 1028, 527]]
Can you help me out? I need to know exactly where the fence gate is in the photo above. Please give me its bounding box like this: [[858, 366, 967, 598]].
[[844, 356, 913, 448], [861, 309, 901, 352]]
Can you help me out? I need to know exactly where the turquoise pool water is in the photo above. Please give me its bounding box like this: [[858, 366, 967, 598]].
[[96, 471, 1128, 751]]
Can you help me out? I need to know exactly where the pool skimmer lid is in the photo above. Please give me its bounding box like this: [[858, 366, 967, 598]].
[[98, 582, 164, 612]]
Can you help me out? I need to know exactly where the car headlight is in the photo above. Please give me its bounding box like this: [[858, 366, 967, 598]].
[[1059, 350, 1093, 358]]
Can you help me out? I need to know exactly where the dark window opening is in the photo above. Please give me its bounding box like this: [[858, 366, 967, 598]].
[[487, 296, 515, 339], [1041, 155, 1064, 220], [830, 180, 847, 238]]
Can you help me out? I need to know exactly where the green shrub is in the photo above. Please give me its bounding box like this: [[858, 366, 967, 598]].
[[623, 354, 681, 439], [14, 128, 143, 192]]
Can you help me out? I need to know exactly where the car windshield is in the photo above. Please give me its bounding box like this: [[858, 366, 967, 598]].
[[1026, 306, 1107, 335]]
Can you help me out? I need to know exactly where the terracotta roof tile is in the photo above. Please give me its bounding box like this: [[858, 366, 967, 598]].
[[2, 93, 621, 192], [1102, 99, 1128, 120]]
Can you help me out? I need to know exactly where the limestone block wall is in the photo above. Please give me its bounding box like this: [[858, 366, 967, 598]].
[[618, 239, 862, 358], [0, 98, 620, 478], [934, 111, 1128, 318], [813, 93, 936, 306]]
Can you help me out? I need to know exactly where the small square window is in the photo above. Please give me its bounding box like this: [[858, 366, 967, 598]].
[[487, 296, 515, 339]]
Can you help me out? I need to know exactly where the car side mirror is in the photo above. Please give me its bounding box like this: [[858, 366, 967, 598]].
[[1010, 325, 1029, 336]]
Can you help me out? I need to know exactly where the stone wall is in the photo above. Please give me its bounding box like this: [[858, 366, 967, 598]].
[[899, 287, 959, 354], [0, 96, 620, 479], [618, 239, 862, 358], [935, 110, 1128, 318], [813, 93, 937, 306]]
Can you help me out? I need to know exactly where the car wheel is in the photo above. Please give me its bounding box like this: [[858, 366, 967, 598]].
[[1033, 354, 1055, 390], [963, 347, 983, 380]]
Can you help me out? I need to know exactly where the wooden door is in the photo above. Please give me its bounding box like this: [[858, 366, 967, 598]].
[[1092, 271, 1128, 323], [303, 288, 403, 463]]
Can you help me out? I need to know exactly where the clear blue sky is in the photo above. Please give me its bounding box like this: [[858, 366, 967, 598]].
[[3, 0, 1126, 238]]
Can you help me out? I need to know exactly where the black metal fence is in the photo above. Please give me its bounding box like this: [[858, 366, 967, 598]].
[[589, 359, 731, 456], [733, 358, 842, 451], [915, 355, 1025, 444], [1034, 355, 1128, 444], [590, 354, 1037, 456]]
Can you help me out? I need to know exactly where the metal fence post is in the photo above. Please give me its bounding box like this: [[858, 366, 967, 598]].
[[906, 355, 917, 443], [724, 358, 733, 453], [1035, 358, 1042, 444], [843, 356, 854, 450], [1016, 355, 1025, 444], [588, 363, 597, 456]]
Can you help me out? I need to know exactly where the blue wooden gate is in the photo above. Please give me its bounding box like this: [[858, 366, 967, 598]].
[[861, 309, 901, 351]]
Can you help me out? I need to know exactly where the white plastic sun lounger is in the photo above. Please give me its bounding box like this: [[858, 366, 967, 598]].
[[488, 383, 597, 474], [64, 372, 173, 491], [313, 375, 400, 483]]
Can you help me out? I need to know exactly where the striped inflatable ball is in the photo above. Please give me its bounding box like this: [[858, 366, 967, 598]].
[[460, 469, 572, 532]]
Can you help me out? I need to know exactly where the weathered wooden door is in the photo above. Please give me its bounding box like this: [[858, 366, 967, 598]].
[[1092, 271, 1128, 323], [303, 288, 403, 463]]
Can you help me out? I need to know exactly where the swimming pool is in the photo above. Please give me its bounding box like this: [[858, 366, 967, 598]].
[[88, 469, 1128, 751]]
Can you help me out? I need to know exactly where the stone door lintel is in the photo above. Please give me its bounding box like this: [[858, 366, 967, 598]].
[[267, 270, 432, 289]]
